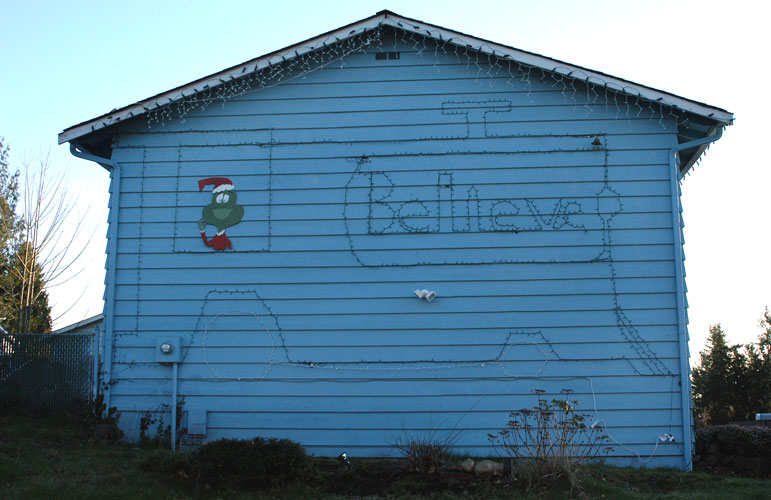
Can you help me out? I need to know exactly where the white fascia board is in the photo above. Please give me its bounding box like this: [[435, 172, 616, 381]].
[[52, 314, 104, 334], [378, 15, 733, 125], [57, 15, 388, 145], [58, 11, 733, 145]]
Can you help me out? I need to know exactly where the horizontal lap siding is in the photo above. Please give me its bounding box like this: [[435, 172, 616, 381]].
[[107, 44, 684, 465]]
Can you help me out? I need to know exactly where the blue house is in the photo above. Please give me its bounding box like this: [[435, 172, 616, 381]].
[[59, 11, 732, 469]]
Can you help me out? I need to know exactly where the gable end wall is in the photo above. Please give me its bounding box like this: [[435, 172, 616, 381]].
[[101, 39, 688, 467]]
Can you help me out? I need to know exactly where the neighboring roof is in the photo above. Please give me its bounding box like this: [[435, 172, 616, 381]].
[[59, 10, 733, 146], [52, 314, 104, 335]]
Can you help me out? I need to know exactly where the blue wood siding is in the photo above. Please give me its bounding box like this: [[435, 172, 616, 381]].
[[103, 39, 686, 467]]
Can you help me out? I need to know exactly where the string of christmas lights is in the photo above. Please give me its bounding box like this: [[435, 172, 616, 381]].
[[114, 23, 697, 465], [144, 25, 694, 131]]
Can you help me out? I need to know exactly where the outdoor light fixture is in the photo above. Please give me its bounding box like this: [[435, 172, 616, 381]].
[[338, 452, 352, 471], [413, 289, 437, 302]]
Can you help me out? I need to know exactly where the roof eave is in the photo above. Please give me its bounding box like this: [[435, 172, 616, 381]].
[[58, 11, 389, 145], [678, 124, 728, 178], [378, 13, 733, 125], [52, 314, 104, 334], [59, 10, 733, 145]]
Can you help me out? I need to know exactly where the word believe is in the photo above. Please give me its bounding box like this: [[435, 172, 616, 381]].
[[348, 170, 586, 235]]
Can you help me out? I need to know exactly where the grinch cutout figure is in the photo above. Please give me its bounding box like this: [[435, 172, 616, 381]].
[[198, 177, 244, 250]]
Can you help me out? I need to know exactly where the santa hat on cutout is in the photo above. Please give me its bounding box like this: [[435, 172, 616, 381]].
[[198, 177, 235, 194]]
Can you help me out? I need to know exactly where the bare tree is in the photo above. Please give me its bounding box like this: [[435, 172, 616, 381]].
[[7, 152, 91, 332]]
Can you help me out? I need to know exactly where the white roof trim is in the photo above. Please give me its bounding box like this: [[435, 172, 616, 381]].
[[52, 314, 104, 334], [58, 11, 733, 145]]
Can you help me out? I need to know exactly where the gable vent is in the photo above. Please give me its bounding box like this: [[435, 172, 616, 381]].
[[375, 51, 400, 60]]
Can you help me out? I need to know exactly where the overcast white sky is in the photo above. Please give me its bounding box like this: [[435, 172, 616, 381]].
[[1, 0, 767, 362]]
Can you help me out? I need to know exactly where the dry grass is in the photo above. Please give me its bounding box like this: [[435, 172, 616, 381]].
[[1, 414, 769, 499]]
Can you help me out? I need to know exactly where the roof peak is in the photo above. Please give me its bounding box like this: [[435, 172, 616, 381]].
[[59, 10, 732, 145]]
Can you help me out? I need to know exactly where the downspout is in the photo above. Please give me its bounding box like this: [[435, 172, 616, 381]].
[[668, 127, 723, 470], [70, 143, 120, 413]]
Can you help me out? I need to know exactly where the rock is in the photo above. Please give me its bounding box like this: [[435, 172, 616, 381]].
[[459, 458, 504, 477], [474, 460, 504, 477]]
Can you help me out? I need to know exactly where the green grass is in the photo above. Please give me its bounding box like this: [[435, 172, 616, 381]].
[[0, 414, 768, 499]]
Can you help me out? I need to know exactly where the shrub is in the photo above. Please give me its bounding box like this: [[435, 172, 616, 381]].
[[140, 448, 197, 479], [696, 425, 771, 458], [191, 437, 310, 490], [85, 392, 123, 444], [394, 430, 462, 473], [488, 389, 611, 493], [138, 411, 169, 449], [137, 400, 186, 449], [695, 425, 771, 475]]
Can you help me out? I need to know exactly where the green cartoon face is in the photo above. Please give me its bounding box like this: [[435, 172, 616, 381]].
[[202, 190, 244, 232]]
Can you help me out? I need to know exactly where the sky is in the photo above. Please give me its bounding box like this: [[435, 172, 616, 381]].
[[0, 0, 768, 361]]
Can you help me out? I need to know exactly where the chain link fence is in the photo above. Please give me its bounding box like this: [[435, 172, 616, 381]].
[[0, 333, 96, 415]]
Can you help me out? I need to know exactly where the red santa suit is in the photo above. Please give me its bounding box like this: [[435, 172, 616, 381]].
[[201, 230, 232, 250]]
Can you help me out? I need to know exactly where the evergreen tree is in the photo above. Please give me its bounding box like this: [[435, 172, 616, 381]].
[[692, 324, 733, 425], [2, 242, 52, 333], [746, 309, 771, 415], [0, 137, 21, 330], [0, 138, 19, 251], [692, 317, 771, 426]]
